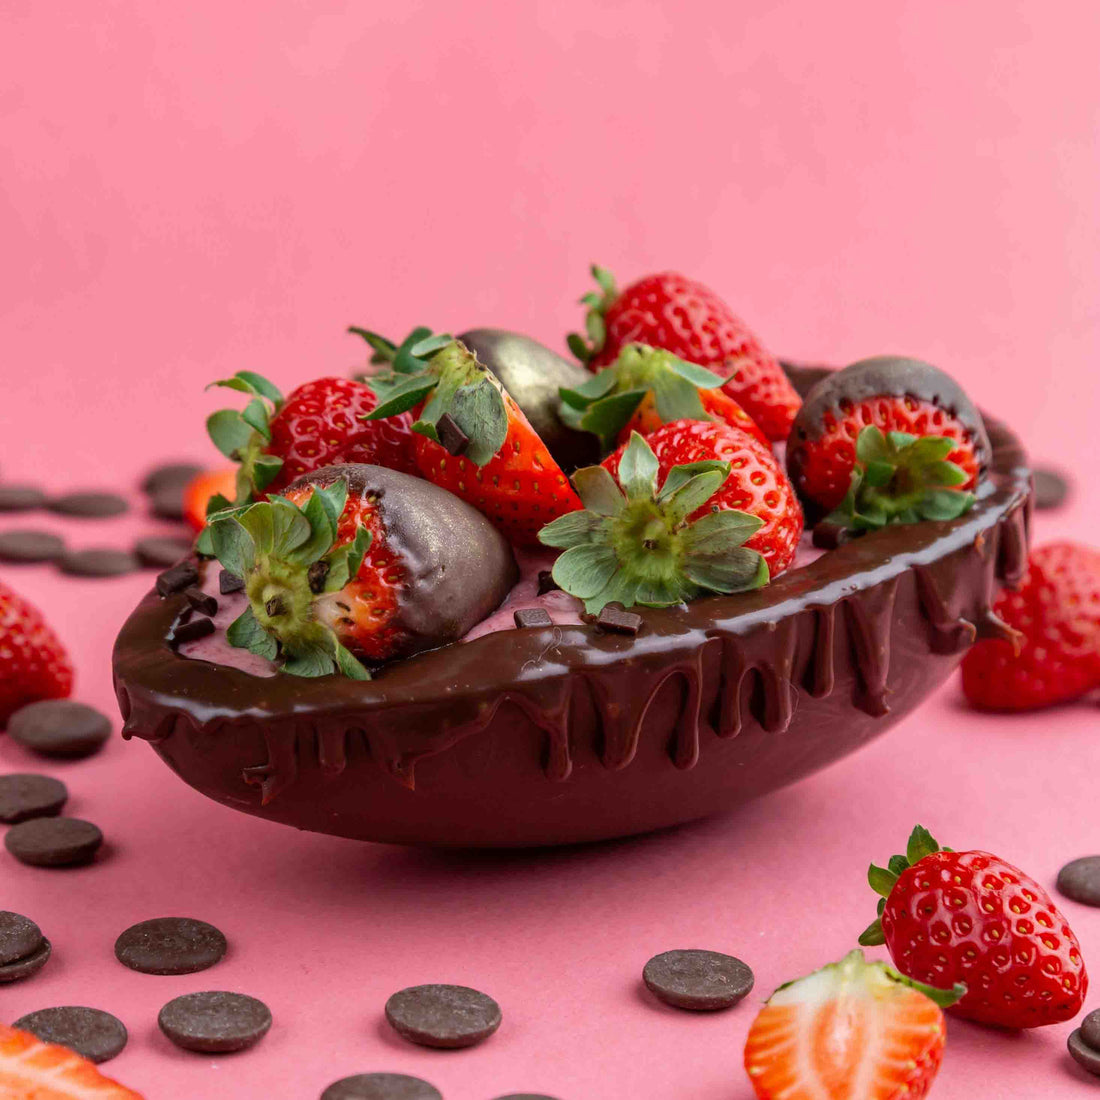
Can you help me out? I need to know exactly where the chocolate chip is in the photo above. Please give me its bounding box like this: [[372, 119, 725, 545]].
[[1069, 1028, 1100, 1077], [13, 1007, 128, 1064], [0, 937, 51, 983], [219, 570, 245, 594], [1033, 467, 1070, 510], [59, 548, 140, 577], [134, 536, 193, 569], [158, 991, 272, 1053], [1057, 857, 1100, 907], [437, 412, 470, 457], [491, 1095, 561, 1100], [0, 911, 43, 966], [0, 774, 68, 823], [536, 570, 559, 595], [5, 817, 104, 867], [183, 587, 218, 617], [384, 984, 502, 1050], [642, 949, 755, 1011], [151, 485, 187, 521], [0, 529, 66, 563], [49, 492, 129, 519], [1082, 1008, 1100, 1050], [595, 606, 642, 636], [115, 917, 227, 975], [812, 521, 854, 550], [8, 700, 112, 758], [308, 560, 330, 594], [320, 1074, 443, 1100], [171, 616, 215, 645], [142, 463, 203, 495], [156, 560, 199, 596], [514, 607, 553, 629], [0, 485, 48, 512]]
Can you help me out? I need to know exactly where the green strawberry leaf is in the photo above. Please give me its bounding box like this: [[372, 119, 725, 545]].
[[226, 606, 278, 661], [906, 825, 941, 865], [209, 516, 257, 579], [571, 466, 625, 516], [868, 864, 899, 898], [616, 432, 660, 501], [206, 409, 254, 460], [551, 543, 619, 599]]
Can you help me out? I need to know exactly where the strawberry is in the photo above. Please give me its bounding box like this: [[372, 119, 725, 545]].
[[568, 265, 801, 442], [787, 356, 989, 528], [350, 328, 582, 547], [207, 463, 517, 678], [559, 342, 768, 451], [744, 950, 960, 1100], [961, 542, 1100, 711], [182, 468, 237, 531], [0, 1023, 144, 1099], [860, 825, 1088, 1029], [0, 580, 73, 724], [602, 419, 803, 580], [538, 430, 772, 614]]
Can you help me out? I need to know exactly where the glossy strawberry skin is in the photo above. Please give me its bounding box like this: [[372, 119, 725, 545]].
[[589, 272, 800, 443], [621, 387, 768, 448], [883, 850, 1087, 1028], [603, 419, 803, 578], [962, 542, 1100, 711], [0, 581, 73, 724], [265, 377, 418, 494]]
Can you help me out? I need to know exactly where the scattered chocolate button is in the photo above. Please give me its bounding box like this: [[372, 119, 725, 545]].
[[49, 492, 129, 519], [156, 560, 199, 596], [812, 521, 854, 550], [0, 529, 66, 563], [595, 605, 642, 637], [142, 463, 203, 495], [158, 990, 272, 1053], [320, 1074, 443, 1100], [12, 1007, 128, 1064], [1069, 1028, 1100, 1077], [219, 569, 245, 594], [5, 817, 104, 867], [514, 607, 553, 629], [536, 569, 559, 595], [150, 485, 187, 521], [134, 536, 193, 569], [1057, 856, 1100, 907], [384, 984, 502, 1050], [1033, 466, 1070, 510], [59, 548, 140, 577], [0, 937, 52, 983], [0, 485, 48, 512], [115, 917, 228, 976], [1081, 1008, 1100, 1050], [8, 700, 112, 758], [183, 587, 218, 617], [0, 911, 44, 966], [171, 616, 215, 645], [0, 773, 68, 823], [642, 949, 755, 1011], [437, 412, 470, 457], [491, 1095, 561, 1100]]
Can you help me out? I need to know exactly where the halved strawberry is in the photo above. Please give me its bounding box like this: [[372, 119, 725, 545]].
[[744, 950, 962, 1100], [0, 580, 73, 724], [0, 1023, 144, 1099]]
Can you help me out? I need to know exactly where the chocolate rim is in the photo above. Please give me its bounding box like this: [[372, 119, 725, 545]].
[[113, 365, 1030, 827]]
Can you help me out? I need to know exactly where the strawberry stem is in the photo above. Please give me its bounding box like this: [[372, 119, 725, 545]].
[[567, 263, 619, 364]]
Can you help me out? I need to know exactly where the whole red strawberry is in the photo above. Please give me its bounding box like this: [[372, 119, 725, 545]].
[[0, 580, 73, 724], [962, 542, 1100, 711], [603, 419, 803, 579], [861, 825, 1087, 1029], [568, 266, 800, 442]]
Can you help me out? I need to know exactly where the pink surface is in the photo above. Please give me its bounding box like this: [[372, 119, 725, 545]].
[[3, 3, 1100, 1097]]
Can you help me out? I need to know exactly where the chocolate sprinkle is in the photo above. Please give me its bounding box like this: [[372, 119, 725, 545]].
[[0, 774, 68, 823], [1069, 1028, 1100, 1077], [156, 560, 199, 596], [142, 463, 203, 495], [115, 917, 228, 976], [219, 570, 245, 594], [514, 607, 553, 629], [1033, 467, 1070, 510], [4, 817, 104, 867], [171, 617, 215, 645], [436, 412, 470, 457], [13, 1006, 128, 1064], [157, 990, 272, 1053], [642, 949, 755, 1011], [1081, 1008, 1100, 1050], [59, 548, 140, 577], [0, 911, 44, 966], [1057, 856, 1100, 907], [8, 700, 112, 758], [320, 1074, 443, 1100], [595, 606, 642, 636], [0, 529, 66, 563], [0, 485, 48, 512], [384, 984, 502, 1050], [183, 587, 218, 616], [134, 536, 193, 569], [49, 492, 129, 519], [536, 569, 559, 595], [0, 937, 52, 984]]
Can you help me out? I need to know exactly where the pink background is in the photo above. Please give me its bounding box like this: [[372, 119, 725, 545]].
[[3, 2, 1100, 1096]]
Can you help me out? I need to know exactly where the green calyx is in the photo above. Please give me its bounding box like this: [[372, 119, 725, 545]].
[[566, 263, 618, 364], [859, 825, 954, 947], [559, 343, 726, 452], [349, 326, 509, 467], [537, 431, 768, 615], [206, 478, 372, 680], [827, 426, 975, 532]]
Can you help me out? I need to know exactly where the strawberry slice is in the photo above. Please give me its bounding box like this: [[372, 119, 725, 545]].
[[744, 951, 962, 1100], [0, 1023, 144, 1099]]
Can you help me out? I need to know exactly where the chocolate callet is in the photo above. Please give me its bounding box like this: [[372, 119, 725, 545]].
[[0, 774, 69, 823], [320, 1074, 443, 1100], [436, 412, 470, 456], [1069, 1028, 1100, 1077], [59, 548, 140, 577], [157, 990, 272, 1053], [49, 492, 129, 519], [1081, 1008, 1100, 1051], [115, 917, 227, 975], [183, 587, 218, 616], [384, 984, 502, 1049], [1057, 856, 1100, 907], [0, 937, 52, 984], [514, 608, 552, 629], [134, 536, 193, 569], [0, 911, 44, 966], [642, 949, 754, 1011], [156, 560, 199, 596], [13, 1006, 128, 1064], [1032, 467, 1069, 510], [595, 606, 642, 636], [8, 700, 111, 758], [0, 485, 48, 512], [0, 530, 66, 563], [171, 617, 215, 646], [4, 817, 104, 867]]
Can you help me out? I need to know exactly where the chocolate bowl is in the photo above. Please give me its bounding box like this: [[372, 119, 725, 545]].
[[112, 367, 1031, 848]]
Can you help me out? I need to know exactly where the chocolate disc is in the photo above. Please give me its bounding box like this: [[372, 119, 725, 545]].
[[0, 485, 47, 512], [1057, 856, 1100, 907], [4, 817, 104, 867], [0, 774, 68, 823], [49, 492, 129, 518], [642, 949, 755, 1011], [1032, 467, 1069, 510], [134, 536, 193, 569], [491, 1095, 562, 1099], [13, 1006, 127, 1064], [142, 463, 203, 495], [1069, 1028, 1100, 1077], [8, 700, 112, 758], [150, 486, 187, 521], [0, 937, 52, 983], [0, 530, 66, 563], [157, 991, 272, 1053], [59, 548, 140, 577], [1080, 1008, 1100, 1051], [384, 984, 502, 1049], [320, 1074, 443, 1100], [115, 917, 227, 975], [0, 911, 44, 965]]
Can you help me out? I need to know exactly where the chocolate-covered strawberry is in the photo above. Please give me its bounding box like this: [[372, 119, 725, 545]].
[[787, 356, 990, 529], [568, 265, 801, 442], [208, 464, 517, 678]]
